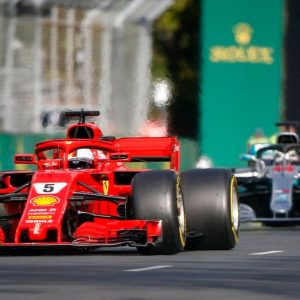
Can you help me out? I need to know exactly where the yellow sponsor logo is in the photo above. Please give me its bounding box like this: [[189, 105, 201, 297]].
[[233, 23, 253, 45], [28, 215, 52, 220], [31, 196, 59, 206], [209, 23, 274, 65], [103, 180, 109, 195]]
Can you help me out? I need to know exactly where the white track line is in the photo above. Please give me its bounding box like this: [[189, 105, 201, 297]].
[[124, 265, 173, 272], [249, 250, 284, 256]]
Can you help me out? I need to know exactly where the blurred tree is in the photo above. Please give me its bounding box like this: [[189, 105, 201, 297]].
[[152, 0, 200, 139]]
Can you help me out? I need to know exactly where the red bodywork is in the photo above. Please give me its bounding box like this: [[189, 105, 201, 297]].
[[0, 121, 180, 249]]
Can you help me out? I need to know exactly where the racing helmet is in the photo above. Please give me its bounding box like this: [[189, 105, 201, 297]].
[[68, 148, 94, 169]]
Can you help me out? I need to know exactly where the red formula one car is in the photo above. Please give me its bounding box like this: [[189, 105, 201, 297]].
[[0, 111, 239, 254]]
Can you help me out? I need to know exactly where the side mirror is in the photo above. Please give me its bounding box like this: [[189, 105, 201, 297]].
[[255, 159, 266, 178], [14, 154, 37, 165], [240, 153, 257, 162]]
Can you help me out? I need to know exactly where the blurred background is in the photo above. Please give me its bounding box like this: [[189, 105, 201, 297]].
[[0, 0, 298, 170]]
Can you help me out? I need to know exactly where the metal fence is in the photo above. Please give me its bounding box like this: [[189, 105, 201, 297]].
[[0, 0, 173, 135]]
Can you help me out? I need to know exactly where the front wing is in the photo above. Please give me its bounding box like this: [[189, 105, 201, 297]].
[[0, 219, 162, 249]]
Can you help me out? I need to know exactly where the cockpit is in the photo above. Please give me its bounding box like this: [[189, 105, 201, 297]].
[[68, 148, 108, 169]]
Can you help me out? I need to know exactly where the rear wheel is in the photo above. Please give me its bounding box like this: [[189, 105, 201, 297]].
[[131, 170, 186, 255], [181, 169, 239, 250]]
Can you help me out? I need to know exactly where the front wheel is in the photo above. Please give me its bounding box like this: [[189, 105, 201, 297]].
[[131, 170, 186, 255]]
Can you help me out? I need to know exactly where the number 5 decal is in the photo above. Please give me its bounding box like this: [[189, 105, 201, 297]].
[[43, 184, 55, 193], [33, 183, 67, 194]]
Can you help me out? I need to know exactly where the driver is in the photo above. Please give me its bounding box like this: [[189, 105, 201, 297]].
[[68, 148, 94, 169], [68, 148, 108, 169]]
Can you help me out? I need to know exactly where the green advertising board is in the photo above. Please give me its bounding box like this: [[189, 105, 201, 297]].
[[200, 0, 284, 167]]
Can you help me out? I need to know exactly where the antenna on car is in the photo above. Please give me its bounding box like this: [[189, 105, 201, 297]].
[[64, 109, 100, 124]]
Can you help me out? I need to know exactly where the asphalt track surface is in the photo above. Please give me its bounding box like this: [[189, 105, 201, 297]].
[[0, 225, 299, 300]]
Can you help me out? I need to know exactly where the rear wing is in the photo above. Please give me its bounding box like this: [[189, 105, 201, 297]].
[[114, 137, 180, 171]]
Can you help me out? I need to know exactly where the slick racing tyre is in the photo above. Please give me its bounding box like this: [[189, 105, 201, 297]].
[[181, 169, 239, 250], [131, 170, 186, 255]]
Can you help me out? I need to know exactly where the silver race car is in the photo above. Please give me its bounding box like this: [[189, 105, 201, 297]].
[[236, 129, 300, 224]]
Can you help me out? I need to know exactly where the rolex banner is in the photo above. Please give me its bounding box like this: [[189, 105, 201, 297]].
[[200, 0, 284, 167]]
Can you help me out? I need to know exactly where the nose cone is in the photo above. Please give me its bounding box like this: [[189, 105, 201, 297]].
[[271, 193, 292, 214], [28, 222, 49, 241]]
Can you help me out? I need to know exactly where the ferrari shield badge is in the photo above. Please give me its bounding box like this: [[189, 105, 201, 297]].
[[103, 180, 109, 195]]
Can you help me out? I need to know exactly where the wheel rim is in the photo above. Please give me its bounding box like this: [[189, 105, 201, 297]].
[[177, 180, 186, 246], [231, 180, 239, 236]]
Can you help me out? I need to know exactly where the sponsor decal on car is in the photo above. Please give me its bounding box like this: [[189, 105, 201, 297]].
[[28, 215, 52, 220], [33, 183, 67, 194], [103, 180, 109, 195], [30, 196, 60, 206], [25, 220, 53, 224]]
